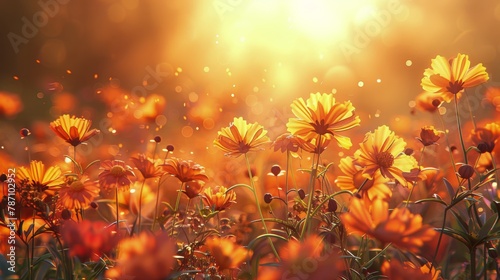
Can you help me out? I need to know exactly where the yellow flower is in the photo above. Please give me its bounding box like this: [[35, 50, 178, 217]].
[[202, 185, 236, 211], [287, 92, 360, 149], [58, 176, 99, 209], [421, 53, 489, 103], [214, 117, 270, 157], [162, 157, 209, 183], [341, 197, 436, 253], [17, 160, 64, 196], [50, 114, 100, 146], [204, 236, 252, 271], [354, 125, 417, 186]]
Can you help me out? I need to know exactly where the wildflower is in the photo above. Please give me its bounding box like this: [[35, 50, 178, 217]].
[[50, 114, 100, 146], [61, 220, 118, 261], [58, 176, 99, 209], [106, 232, 176, 280], [162, 157, 208, 183], [421, 53, 489, 103], [415, 92, 443, 113], [417, 126, 441, 146], [287, 92, 360, 149], [17, 160, 64, 196], [204, 236, 252, 271], [381, 259, 441, 280], [98, 160, 136, 192], [214, 117, 270, 157], [470, 122, 500, 153], [354, 125, 418, 186], [182, 180, 205, 199], [130, 154, 164, 179], [341, 197, 436, 253], [202, 185, 236, 211], [272, 133, 302, 158], [336, 156, 391, 201], [298, 136, 331, 154]]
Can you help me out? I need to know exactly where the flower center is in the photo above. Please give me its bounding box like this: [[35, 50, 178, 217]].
[[447, 81, 464, 95], [110, 165, 126, 177], [69, 180, 85, 192], [311, 120, 330, 135], [238, 141, 251, 153], [375, 152, 394, 168]]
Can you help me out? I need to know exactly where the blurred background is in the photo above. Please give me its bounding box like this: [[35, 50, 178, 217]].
[[1, 0, 500, 177]]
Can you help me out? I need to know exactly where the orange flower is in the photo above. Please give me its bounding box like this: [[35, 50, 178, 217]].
[[183, 180, 205, 199], [50, 114, 100, 146], [98, 160, 136, 192], [415, 92, 443, 113], [381, 259, 441, 280], [287, 92, 360, 149], [202, 185, 236, 211], [341, 197, 436, 253], [214, 117, 270, 157], [354, 125, 417, 186], [0, 91, 23, 118], [106, 232, 176, 280], [272, 133, 302, 157], [130, 154, 164, 179], [162, 157, 208, 183], [297, 136, 331, 155], [204, 236, 252, 271], [470, 122, 500, 153], [417, 126, 442, 146], [61, 220, 119, 261], [336, 156, 391, 201], [485, 86, 500, 112], [421, 53, 489, 103], [58, 176, 99, 209], [17, 160, 64, 196]]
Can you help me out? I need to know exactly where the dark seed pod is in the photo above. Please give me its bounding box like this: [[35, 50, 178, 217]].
[[0, 174, 7, 182], [264, 193, 273, 204], [270, 165, 281, 176], [154, 136, 162, 143], [298, 189, 305, 200], [477, 142, 489, 154], [20, 128, 31, 138], [90, 201, 98, 209], [61, 209, 72, 220], [328, 199, 338, 212], [458, 164, 475, 179], [166, 144, 174, 152]]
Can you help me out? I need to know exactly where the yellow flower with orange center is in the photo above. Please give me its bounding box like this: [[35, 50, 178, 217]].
[[50, 114, 100, 146], [17, 160, 65, 196], [287, 92, 360, 149], [421, 53, 489, 103], [58, 176, 99, 209], [214, 117, 270, 157], [341, 197, 436, 253], [354, 125, 417, 186], [202, 185, 236, 211]]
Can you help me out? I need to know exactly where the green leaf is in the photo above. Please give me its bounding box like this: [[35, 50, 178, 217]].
[[247, 233, 288, 249], [443, 178, 455, 201], [477, 213, 499, 243], [450, 209, 469, 235], [436, 227, 472, 248]]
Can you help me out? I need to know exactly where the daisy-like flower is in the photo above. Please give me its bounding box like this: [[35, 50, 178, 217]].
[[287, 92, 360, 149], [202, 185, 236, 211], [50, 114, 100, 146], [336, 156, 391, 201], [470, 122, 500, 153], [59, 176, 99, 209], [421, 53, 489, 103], [272, 133, 302, 158], [341, 197, 436, 253], [214, 117, 270, 157], [130, 154, 164, 179], [162, 157, 209, 183], [354, 125, 417, 186], [204, 236, 252, 271], [417, 126, 441, 146], [17, 160, 65, 196], [98, 160, 136, 192], [381, 259, 441, 280]]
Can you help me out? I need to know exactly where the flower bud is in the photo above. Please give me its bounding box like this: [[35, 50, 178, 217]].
[[20, 128, 31, 138], [404, 148, 414, 156], [264, 193, 273, 204], [61, 209, 72, 220], [270, 165, 281, 176], [418, 126, 441, 146], [298, 189, 305, 200], [154, 136, 162, 143], [166, 145, 174, 152], [0, 174, 7, 182], [90, 201, 98, 209], [327, 199, 337, 212], [458, 164, 475, 179]]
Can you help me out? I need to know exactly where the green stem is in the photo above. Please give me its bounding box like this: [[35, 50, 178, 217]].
[[438, 113, 460, 184], [406, 146, 426, 207], [171, 182, 185, 236], [471, 246, 476, 279], [431, 207, 448, 272], [454, 95, 468, 165], [115, 187, 120, 233], [300, 139, 322, 239], [244, 153, 280, 260], [137, 180, 146, 234], [152, 175, 166, 231]]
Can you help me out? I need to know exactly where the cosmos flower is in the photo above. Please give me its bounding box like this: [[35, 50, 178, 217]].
[[272, 133, 302, 158], [162, 157, 209, 183], [421, 53, 489, 103], [202, 185, 236, 211], [381, 259, 441, 280], [58, 176, 99, 209], [106, 232, 176, 280], [214, 117, 270, 157], [470, 122, 500, 153], [354, 125, 417, 186], [287, 92, 360, 149], [336, 156, 391, 201], [130, 154, 165, 179], [98, 160, 136, 192], [17, 160, 65, 196], [204, 236, 252, 271], [341, 197, 436, 253], [50, 114, 100, 146]]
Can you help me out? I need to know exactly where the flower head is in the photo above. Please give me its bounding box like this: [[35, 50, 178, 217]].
[[130, 154, 164, 179], [354, 125, 417, 186], [204, 236, 252, 271], [272, 133, 302, 158], [162, 157, 208, 183], [341, 197, 436, 253], [59, 176, 99, 209], [183, 180, 205, 199], [421, 53, 489, 103], [202, 185, 236, 211], [287, 92, 360, 149], [381, 259, 441, 280], [17, 160, 64, 196], [98, 160, 136, 192], [417, 126, 442, 146], [470, 122, 500, 153], [50, 114, 100, 146], [214, 117, 270, 157], [415, 92, 443, 113]]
